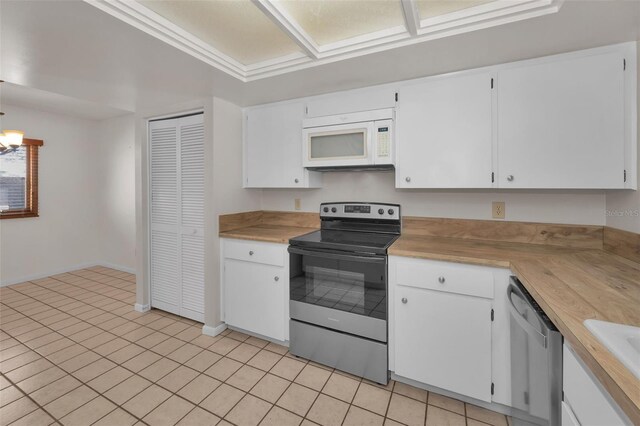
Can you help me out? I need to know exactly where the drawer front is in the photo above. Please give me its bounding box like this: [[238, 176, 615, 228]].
[[223, 238, 285, 266], [563, 344, 629, 425], [395, 258, 494, 299]]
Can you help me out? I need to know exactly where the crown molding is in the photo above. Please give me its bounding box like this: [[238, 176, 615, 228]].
[[85, 0, 563, 82]]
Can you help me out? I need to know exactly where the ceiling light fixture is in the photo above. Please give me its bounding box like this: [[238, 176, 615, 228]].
[[0, 80, 25, 155]]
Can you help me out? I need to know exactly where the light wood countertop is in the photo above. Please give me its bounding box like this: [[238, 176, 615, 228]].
[[219, 224, 317, 244], [390, 235, 640, 424]]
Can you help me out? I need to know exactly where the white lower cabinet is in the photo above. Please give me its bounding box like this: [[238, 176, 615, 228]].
[[562, 344, 630, 425], [221, 238, 288, 342], [390, 257, 508, 404]]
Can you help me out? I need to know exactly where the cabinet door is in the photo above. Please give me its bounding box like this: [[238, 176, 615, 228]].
[[246, 102, 315, 188], [395, 286, 493, 402], [396, 72, 494, 188], [498, 51, 625, 188], [224, 259, 285, 341]]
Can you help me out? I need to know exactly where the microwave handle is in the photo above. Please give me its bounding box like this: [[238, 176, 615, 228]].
[[288, 246, 386, 264]]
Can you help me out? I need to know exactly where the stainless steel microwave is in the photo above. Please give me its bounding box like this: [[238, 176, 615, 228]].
[[302, 108, 394, 170]]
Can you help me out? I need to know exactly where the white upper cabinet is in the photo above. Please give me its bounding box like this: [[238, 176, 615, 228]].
[[305, 85, 396, 118], [497, 49, 629, 189], [396, 71, 495, 188], [244, 102, 321, 188]]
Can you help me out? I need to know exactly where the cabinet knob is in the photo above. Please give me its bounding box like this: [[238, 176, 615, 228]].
[[438, 276, 446, 284], [507, 175, 514, 182], [274, 276, 279, 282], [405, 177, 411, 183], [249, 251, 254, 256], [401, 297, 408, 304], [294, 178, 299, 184]]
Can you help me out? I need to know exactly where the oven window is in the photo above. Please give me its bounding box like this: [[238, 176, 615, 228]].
[[290, 253, 386, 320]]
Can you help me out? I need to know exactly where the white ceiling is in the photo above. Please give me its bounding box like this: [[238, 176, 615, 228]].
[[0, 0, 638, 118]]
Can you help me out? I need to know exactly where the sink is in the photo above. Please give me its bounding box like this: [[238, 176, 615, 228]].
[[584, 319, 640, 379]]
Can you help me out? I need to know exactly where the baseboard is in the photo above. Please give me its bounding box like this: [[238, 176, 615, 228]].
[[202, 323, 227, 337], [0, 262, 137, 287], [134, 303, 151, 313]]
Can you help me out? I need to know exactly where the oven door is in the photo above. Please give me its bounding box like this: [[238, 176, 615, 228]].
[[288, 246, 387, 342]]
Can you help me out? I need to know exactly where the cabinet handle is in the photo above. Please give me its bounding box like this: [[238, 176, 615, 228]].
[[274, 276, 279, 282], [249, 251, 254, 256], [507, 175, 514, 182], [405, 177, 411, 183], [294, 178, 299, 184], [438, 276, 445, 284], [401, 297, 408, 304]]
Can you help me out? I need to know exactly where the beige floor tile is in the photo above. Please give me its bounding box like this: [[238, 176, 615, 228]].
[[106, 343, 146, 364], [176, 407, 221, 426], [209, 337, 241, 356], [393, 382, 428, 403], [6, 358, 54, 383], [0, 386, 23, 408], [466, 404, 508, 426], [123, 350, 163, 373], [245, 336, 270, 349], [247, 350, 282, 372], [137, 331, 170, 349], [227, 365, 266, 392], [386, 394, 426, 426], [276, 383, 318, 417], [8, 408, 55, 426], [23, 333, 62, 350], [428, 392, 465, 415], [93, 337, 129, 356], [139, 357, 180, 382], [167, 343, 203, 364], [16, 366, 66, 394], [190, 334, 220, 349], [87, 365, 133, 393], [250, 373, 291, 404], [44, 343, 86, 365], [383, 419, 404, 426], [43, 385, 98, 418], [157, 365, 200, 393], [294, 364, 331, 391], [343, 405, 385, 426], [185, 350, 222, 372], [72, 357, 116, 382], [60, 396, 117, 426], [227, 343, 261, 363], [264, 342, 288, 355], [226, 394, 272, 426], [161, 322, 191, 337], [352, 383, 392, 416], [122, 384, 172, 418], [227, 330, 251, 342], [270, 356, 306, 381], [0, 398, 39, 425], [205, 357, 243, 381], [174, 327, 202, 343], [321, 372, 360, 403], [306, 394, 350, 426], [81, 332, 117, 349], [151, 337, 185, 356], [93, 408, 137, 426], [104, 374, 152, 405], [143, 395, 195, 426], [177, 374, 221, 404], [1, 349, 41, 373], [259, 406, 302, 426], [30, 375, 82, 406], [200, 383, 245, 417], [426, 405, 466, 426]]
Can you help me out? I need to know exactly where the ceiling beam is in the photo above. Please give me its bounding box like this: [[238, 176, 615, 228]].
[[401, 0, 421, 36], [251, 0, 319, 60]]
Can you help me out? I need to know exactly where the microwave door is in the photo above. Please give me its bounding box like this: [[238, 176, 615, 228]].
[[303, 122, 374, 168]]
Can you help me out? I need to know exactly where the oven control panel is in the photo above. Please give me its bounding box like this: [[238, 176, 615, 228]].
[[320, 202, 400, 221]]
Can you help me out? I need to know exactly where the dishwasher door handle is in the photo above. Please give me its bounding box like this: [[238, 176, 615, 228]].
[[508, 284, 547, 348]]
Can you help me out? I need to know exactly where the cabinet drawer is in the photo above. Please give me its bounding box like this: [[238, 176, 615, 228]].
[[223, 238, 285, 266], [395, 259, 494, 299]]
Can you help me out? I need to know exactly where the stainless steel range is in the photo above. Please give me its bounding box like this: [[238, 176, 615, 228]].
[[288, 202, 401, 384]]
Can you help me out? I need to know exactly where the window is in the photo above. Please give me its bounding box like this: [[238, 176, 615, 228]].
[[0, 138, 43, 219]]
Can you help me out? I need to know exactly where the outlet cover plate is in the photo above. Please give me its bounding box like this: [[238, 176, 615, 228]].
[[492, 202, 505, 219]]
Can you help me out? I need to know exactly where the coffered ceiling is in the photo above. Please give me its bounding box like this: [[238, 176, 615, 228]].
[[87, 0, 564, 81]]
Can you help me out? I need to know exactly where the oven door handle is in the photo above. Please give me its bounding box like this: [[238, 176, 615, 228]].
[[508, 283, 547, 348], [288, 246, 387, 264]]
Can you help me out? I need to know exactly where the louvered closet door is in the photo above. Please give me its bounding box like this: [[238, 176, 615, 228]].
[[149, 113, 205, 322]]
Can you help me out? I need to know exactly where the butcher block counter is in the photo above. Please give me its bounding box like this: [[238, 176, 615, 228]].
[[219, 211, 640, 423]]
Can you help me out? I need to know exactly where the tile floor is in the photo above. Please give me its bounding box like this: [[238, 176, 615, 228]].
[[1, 266, 511, 426]]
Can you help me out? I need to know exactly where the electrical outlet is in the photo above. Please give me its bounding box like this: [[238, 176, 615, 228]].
[[492, 202, 505, 219], [294, 198, 301, 210]]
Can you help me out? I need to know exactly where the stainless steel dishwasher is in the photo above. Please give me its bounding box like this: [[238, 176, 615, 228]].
[[509, 277, 563, 426]]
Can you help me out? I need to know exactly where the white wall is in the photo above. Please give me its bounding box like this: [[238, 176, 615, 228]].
[[605, 41, 640, 233], [0, 105, 101, 285], [96, 114, 136, 271], [261, 172, 606, 225]]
